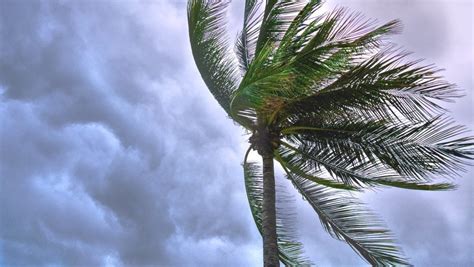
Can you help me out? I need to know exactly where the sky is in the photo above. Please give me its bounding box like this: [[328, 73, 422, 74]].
[[0, 0, 472, 266]]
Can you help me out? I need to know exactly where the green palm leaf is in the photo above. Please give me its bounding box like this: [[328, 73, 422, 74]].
[[255, 1, 308, 55], [236, 0, 262, 72], [275, 150, 360, 191], [278, 143, 456, 191], [282, 47, 459, 124], [285, 170, 411, 266], [188, 0, 239, 115], [283, 116, 474, 180]]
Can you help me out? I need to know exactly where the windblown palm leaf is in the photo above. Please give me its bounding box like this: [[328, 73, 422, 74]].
[[285, 169, 409, 266], [188, 0, 473, 265], [188, 0, 239, 115]]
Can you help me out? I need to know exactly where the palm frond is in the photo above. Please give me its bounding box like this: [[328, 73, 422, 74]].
[[188, 0, 239, 115], [300, 7, 400, 54], [282, 46, 460, 124], [239, 9, 403, 123], [285, 171, 411, 266], [255, 1, 308, 55], [230, 42, 296, 126], [280, 141, 455, 191], [290, 18, 401, 93], [278, 141, 456, 191], [236, 0, 263, 72], [283, 116, 474, 181], [232, 0, 313, 116], [277, 0, 323, 60], [244, 157, 312, 266], [275, 150, 360, 191]]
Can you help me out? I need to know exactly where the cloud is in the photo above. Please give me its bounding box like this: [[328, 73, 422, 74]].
[[1, 1, 258, 266], [1, 0, 472, 266]]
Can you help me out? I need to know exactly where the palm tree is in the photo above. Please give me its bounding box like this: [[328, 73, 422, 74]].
[[187, 0, 473, 266]]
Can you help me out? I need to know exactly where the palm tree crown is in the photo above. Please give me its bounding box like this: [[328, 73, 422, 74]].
[[188, 0, 473, 265]]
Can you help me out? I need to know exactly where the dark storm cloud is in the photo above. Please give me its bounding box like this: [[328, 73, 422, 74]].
[[1, 1, 259, 266]]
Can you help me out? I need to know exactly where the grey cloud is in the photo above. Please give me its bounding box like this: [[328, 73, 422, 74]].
[[1, 1, 258, 266], [331, 0, 450, 59], [362, 176, 474, 266]]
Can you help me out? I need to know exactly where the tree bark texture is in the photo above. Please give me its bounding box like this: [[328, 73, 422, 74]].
[[261, 149, 279, 267]]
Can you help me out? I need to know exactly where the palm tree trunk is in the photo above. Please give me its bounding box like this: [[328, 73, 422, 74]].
[[261, 147, 279, 266]]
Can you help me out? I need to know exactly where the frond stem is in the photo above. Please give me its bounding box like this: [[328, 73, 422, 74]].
[[282, 126, 354, 135]]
